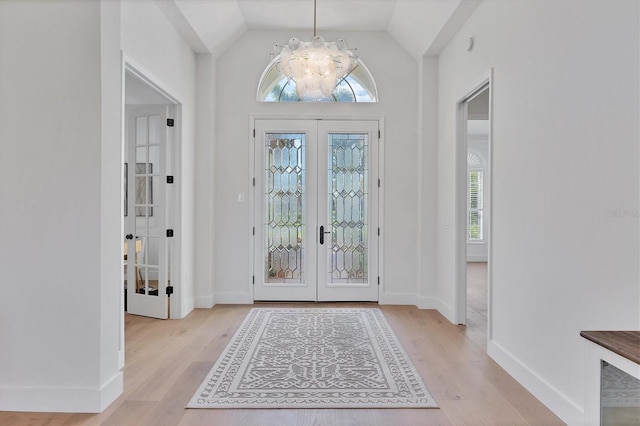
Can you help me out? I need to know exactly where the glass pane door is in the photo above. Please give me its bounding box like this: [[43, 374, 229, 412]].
[[253, 119, 378, 302], [125, 105, 169, 319], [253, 120, 318, 301], [317, 121, 379, 301]]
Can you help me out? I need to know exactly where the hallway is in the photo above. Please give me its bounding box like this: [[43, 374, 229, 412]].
[[0, 300, 563, 425], [465, 261, 488, 350]]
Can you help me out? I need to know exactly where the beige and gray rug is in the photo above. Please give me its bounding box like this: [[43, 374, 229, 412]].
[[187, 308, 438, 409]]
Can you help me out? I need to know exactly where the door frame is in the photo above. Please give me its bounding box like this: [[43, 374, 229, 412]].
[[121, 57, 183, 364], [454, 70, 493, 339], [248, 115, 385, 302]]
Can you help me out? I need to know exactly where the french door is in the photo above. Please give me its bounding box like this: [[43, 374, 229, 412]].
[[253, 119, 379, 302], [124, 105, 172, 319]]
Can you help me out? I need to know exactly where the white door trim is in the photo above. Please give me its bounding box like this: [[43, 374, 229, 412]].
[[454, 69, 493, 341]]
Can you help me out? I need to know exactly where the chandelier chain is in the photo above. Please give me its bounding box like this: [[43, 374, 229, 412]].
[[313, 0, 317, 37]]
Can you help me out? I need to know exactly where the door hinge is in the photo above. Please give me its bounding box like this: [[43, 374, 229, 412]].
[[167, 118, 175, 127], [378, 178, 381, 188], [378, 276, 380, 286], [253, 177, 256, 187], [166, 229, 174, 237], [378, 227, 380, 236], [378, 130, 381, 139], [167, 175, 174, 184], [252, 226, 255, 236], [252, 276, 255, 285], [253, 128, 256, 138], [166, 286, 174, 295]]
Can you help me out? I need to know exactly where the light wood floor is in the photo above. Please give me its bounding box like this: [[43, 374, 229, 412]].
[[465, 262, 489, 351], [0, 269, 565, 425]]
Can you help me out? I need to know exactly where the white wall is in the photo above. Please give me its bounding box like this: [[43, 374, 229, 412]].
[[206, 30, 421, 304], [0, 0, 122, 412], [435, 0, 639, 422], [418, 57, 439, 308], [194, 53, 216, 308], [121, 0, 197, 317], [0, 0, 199, 412]]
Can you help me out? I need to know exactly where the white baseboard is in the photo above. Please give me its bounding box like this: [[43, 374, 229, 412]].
[[435, 298, 456, 324], [0, 372, 123, 413], [213, 290, 428, 307], [415, 295, 439, 309], [487, 340, 583, 425], [466, 255, 487, 262], [214, 291, 253, 304], [379, 292, 419, 305], [99, 373, 124, 412], [194, 295, 215, 309], [210, 290, 451, 325], [367, 292, 451, 320], [176, 297, 194, 319]]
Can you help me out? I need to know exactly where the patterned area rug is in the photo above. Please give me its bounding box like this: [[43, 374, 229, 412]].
[[187, 308, 438, 409]]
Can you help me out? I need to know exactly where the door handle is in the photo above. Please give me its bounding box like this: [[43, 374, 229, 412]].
[[319, 226, 330, 245], [125, 234, 134, 240]]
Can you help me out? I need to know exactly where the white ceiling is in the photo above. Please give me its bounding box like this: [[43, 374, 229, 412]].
[[155, 0, 482, 59]]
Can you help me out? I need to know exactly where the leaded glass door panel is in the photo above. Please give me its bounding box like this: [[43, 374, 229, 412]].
[[253, 120, 318, 301], [317, 120, 379, 301], [253, 119, 379, 302]]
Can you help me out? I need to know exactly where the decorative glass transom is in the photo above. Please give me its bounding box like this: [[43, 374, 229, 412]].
[[327, 133, 368, 283], [257, 57, 378, 103], [264, 134, 305, 283]]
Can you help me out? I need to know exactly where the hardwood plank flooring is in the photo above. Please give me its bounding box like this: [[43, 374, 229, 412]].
[[465, 261, 488, 351], [0, 297, 565, 425]]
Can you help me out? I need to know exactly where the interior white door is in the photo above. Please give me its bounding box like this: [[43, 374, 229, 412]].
[[125, 105, 170, 319], [253, 119, 379, 302]]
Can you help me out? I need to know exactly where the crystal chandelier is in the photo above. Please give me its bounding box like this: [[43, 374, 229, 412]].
[[274, 0, 357, 101]]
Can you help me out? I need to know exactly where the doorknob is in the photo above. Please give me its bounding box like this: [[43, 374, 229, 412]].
[[125, 234, 134, 240], [319, 226, 331, 245]]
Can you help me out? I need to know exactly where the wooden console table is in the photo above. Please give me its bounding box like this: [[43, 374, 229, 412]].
[[581, 330, 640, 425]]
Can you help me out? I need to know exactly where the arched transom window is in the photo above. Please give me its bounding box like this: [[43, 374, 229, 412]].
[[257, 56, 378, 103]]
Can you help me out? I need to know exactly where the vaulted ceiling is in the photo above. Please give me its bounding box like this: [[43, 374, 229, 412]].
[[155, 0, 482, 59]]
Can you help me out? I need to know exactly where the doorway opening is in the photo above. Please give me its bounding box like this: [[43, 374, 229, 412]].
[[121, 64, 181, 339], [251, 119, 381, 302], [455, 76, 492, 348]]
